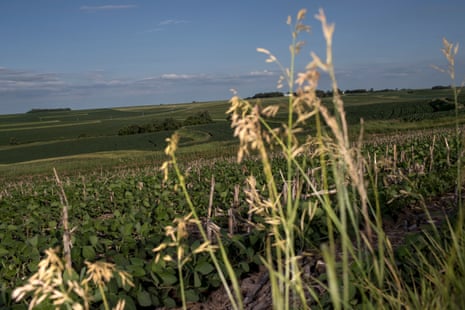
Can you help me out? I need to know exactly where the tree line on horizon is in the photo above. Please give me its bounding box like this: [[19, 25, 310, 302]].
[[249, 85, 453, 99], [26, 108, 72, 113], [117, 110, 213, 136]]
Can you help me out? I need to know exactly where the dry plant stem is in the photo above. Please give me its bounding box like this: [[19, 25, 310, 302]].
[[284, 27, 296, 310], [429, 135, 436, 172], [207, 175, 215, 241], [53, 167, 72, 273], [445, 137, 451, 166], [177, 243, 187, 310]]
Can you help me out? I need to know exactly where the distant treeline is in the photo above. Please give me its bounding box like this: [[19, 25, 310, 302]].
[[27, 108, 71, 113], [248, 88, 433, 98], [343, 86, 453, 94], [344, 89, 370, 94], [248, 91, 285, 99], [431, 85, 452, 90], [316, 89, 343, 97], [118, 111, 213, 136], [248, 90, 340, 99]]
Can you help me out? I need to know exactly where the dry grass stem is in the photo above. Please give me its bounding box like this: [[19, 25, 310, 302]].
[[53, 168, 73, 272]]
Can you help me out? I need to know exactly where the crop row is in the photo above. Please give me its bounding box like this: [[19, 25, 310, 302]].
[[0, 132, 460, 308]]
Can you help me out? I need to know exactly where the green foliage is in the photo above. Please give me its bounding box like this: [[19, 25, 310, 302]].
[[118, 118, 183, 135], [183, 111, 213, 126], [249, 91, 284, 99], [0, 159, 271, 308], [117, 111, 213, 136], [0, 103, 231, 165], [428, 97, 455, 111], [1, 90, 464, 167], [2, 7, 464, 310], [1, 127, 462, 308], [26, 108, 72, 113], [8, 137, 19, 145]]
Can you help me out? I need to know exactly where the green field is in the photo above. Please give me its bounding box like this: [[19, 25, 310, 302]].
[[2, 88, 465, 309], [0, 89, 463, 172], [0, 89, 465, 176], [0, 101, 234, 170], [3, 0, 465, 304]]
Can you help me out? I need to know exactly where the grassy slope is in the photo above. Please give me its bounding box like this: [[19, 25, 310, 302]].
[[0, 88, 463, 178], [0, 101, 234, 164]]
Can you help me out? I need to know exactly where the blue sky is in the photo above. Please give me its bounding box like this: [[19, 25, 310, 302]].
[[0, 0, 464, 114]]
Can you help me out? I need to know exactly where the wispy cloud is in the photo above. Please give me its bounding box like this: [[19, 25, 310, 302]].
[[145, 19, 190, 33], [0, 67, 287, 114], [160, 73, 197, 80], [159, 19, 189, 26], [0, 67, 65, 92], [248, 70, 275, 77], [80, 4, 137, 12], [85, 70, 128, 87]]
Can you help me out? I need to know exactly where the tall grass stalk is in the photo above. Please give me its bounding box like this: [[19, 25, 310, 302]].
[[162, 7, 465, 310], [231, 9, 465, 309], [253, 9, 315, 309], [161, 134, 244, 310], [231, 8, 371, 309], [166, 7, 386, 309], [433, 37, 465, 306]]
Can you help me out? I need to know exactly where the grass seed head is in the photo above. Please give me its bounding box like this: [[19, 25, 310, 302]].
[[297, 9, 307, 22], [164, 133, 180, 156], [84, 261, 115, 286]]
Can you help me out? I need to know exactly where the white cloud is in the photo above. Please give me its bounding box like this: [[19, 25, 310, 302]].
[[80, 5, 137, 12], [248, 70, 275, 77], [159, 19, 189, 26], [85, 70, 129, 86], [0, 68, 287, 114], [160, 73, 196, 80]]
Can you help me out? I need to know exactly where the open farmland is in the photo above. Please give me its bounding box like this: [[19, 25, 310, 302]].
[[2, 1, 465, 308], [1, 88, 465, 309], [0, 88, 463, 171], [0, 101, 235, 171]]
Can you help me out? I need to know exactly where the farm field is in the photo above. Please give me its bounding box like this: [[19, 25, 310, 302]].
[[0, 88, 463, 177], [1, 88, 465, 309], [3, 0, 465, 307]]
